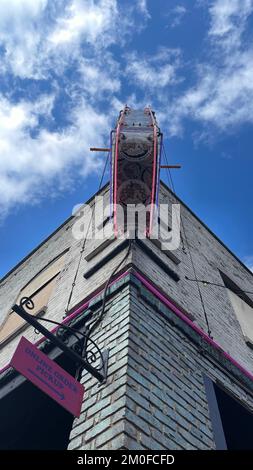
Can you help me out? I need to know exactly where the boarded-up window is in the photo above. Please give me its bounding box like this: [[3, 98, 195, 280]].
[[0, 250, 68, 347], [226, 289, 253, 345], [220, 271, 253, 346]]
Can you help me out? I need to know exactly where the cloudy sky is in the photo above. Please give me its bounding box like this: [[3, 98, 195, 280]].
[[0, 0, 253, 277]]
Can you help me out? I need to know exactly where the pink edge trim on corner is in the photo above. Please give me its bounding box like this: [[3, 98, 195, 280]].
[[1, 268, 253, 386], [133, 270, 253, 384]]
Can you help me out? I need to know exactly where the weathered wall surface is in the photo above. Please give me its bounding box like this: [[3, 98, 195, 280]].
[[0, 186, 132, 369], [1, 181, 253, 451], [1, 182, 253, 375], [132, 182, 253, 373], [68, 274, 253, 450]]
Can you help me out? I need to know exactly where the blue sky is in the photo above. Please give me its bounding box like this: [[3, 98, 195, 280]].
[[0, 0, 253, 278]]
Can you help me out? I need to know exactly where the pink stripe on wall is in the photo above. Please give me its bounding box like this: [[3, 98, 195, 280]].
[[1, 268, 253, 387]]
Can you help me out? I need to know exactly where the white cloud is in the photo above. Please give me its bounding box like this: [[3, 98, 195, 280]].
[[48, 0, 117, 47], [167, 53, 253, 135], [0, 0, 48, 78], [137, 0, 150, 19], [126, 48, 181, 90], [168, 5, 187, 28], [77, 56, 121, 98], [209, 0, 253, 44], [165, 0, 253, 135], [0, 0, 118, 79], [0, 94, 111, 216]]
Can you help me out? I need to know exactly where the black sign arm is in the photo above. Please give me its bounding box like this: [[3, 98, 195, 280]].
[[12, 303, 106, 383]]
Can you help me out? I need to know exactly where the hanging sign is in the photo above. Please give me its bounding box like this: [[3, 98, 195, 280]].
[[10, 336, 84, 417]]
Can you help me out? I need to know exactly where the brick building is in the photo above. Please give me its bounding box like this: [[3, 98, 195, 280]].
[[0, 109, 253, 450]]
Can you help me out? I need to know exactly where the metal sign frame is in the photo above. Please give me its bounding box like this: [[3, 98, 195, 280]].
[[12, 297, 109, 384]]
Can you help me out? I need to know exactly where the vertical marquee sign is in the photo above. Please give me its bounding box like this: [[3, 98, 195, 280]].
[[112, 107, 162, 237]]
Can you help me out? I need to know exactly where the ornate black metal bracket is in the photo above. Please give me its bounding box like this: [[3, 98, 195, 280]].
[[12, 297, 109, 384]]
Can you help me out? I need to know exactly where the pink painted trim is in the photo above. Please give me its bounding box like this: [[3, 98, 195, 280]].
[[148, 107, 158, 237], [0, 270, 129, 376], [1, 268, 253, 386], [133, 271, 253, 383], [113, 107, 126, 237]]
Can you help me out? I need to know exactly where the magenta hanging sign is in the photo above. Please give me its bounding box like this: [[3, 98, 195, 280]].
[[10, 336, 84, 417]]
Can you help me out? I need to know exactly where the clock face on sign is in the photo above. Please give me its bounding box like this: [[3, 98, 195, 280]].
[[117, 180, 151, 206], [118, 162, 141, 181]]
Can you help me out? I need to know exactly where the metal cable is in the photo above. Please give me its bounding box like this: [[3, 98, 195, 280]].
[[86, 239, 132, 342], [185, 276, 253, 296], [162, 143, 212, 337], [65, 151, 110, 316], [162, 144, 186, 252]]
